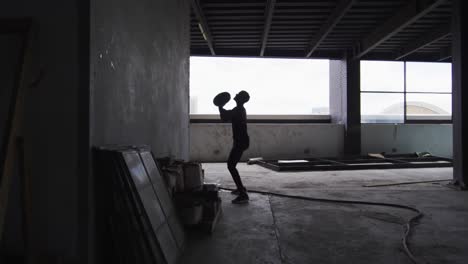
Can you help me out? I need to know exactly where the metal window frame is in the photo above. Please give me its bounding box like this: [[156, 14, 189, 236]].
[[190, 114, 331, 124], [360, 61, 453, 124]]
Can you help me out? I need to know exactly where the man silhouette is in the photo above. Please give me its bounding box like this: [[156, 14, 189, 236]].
[[218, 91, 250, 204]]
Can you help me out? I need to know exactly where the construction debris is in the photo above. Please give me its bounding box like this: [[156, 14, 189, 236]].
[[94, 145, 223, 263], [158, 159, 222, 233], [94, 145, 185, 264]]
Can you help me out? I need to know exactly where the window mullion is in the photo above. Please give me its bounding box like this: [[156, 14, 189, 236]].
[[404, 61, 407, 123]]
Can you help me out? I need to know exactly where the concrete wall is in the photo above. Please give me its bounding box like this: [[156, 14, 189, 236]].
[[90, 0, 190, 160], [190, 123, 452, 161], [2, 0, 190, 262], [329, 58, 361, 154], [90, 0, 189, 261], [1, 0, 84, 262], [190, 124, 344, 162], [329, 60, 347, 124], [362, 124, 453, 158]]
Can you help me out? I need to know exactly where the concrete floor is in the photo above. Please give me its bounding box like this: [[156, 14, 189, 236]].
[[180, 164, 468, 264]]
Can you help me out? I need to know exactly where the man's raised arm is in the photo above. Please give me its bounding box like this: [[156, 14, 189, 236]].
[[219, 106, 233, 122]]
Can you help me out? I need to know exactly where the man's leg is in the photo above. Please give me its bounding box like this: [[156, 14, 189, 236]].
[[227, 146, 247, 195]]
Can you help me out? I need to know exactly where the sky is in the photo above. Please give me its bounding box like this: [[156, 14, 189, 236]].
[[190, 56, 329, 115], [190, 56, 452, 117]]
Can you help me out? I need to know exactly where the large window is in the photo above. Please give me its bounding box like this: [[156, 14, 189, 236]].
[[190, 57, 329, 116], [361, 61, 452, 123]]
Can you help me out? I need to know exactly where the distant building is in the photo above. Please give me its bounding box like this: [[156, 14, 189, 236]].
[[311, 107, 329, 114], [382, 101, 449, 115]]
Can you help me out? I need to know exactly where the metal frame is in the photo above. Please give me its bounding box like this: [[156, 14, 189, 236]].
[[438, 46, 452, 61], [353, 0, 447, 59], [189, 114, 331, 124], [191, 0, 216, 55], [395, 23, 451, 60], [190, 118, 331, 124], [256, 154, 453, 172], [404, 61, 407, 123], [260, 0, 276, 56], [305, 0, 355, 58], [191, 0, 452, 61]]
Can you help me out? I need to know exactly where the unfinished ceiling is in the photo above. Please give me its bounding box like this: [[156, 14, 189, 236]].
[[190, 0, 452, 62]]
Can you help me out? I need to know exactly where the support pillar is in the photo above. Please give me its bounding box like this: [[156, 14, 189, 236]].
[[452, 0, 468, 188], [330, 56, 361, 156]]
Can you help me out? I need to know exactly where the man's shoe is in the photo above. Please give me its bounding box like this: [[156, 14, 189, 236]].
[[232, 194, 249, 204]]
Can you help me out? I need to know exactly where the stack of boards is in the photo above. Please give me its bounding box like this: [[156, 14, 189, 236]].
[[95, 145, 185, 264]]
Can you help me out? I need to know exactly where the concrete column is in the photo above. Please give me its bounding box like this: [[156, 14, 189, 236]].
[[329, 56, 361, 155], [452, 0, 468, 189]]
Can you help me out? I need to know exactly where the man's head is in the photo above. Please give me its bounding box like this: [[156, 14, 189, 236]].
[[234, 90, 250, 105]]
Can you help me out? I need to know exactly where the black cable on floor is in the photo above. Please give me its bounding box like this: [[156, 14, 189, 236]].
[[363, 179, 452, 188], [220, 187, 426, 264]]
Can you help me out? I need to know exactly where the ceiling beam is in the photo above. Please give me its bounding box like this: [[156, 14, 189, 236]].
[[395, 23, 451, 60], [354, 0, 446, 59], [191, 0, 216, 55], [260, 0, 276, 56], [438, 46, 451, 61], [305, 0, 355, 58]]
